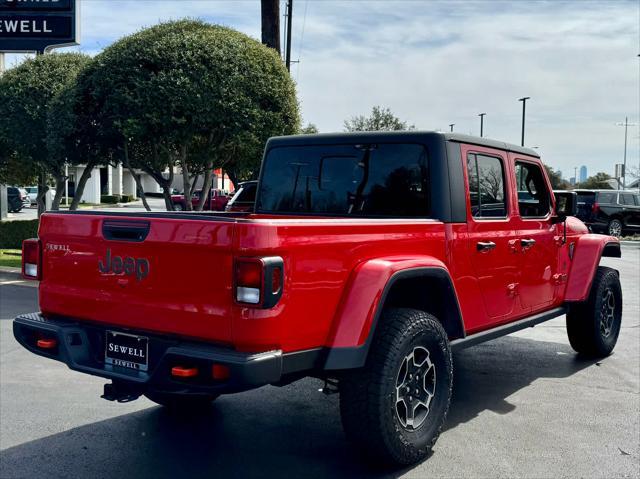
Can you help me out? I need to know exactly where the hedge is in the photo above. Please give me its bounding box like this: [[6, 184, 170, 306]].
[[0, 219, 39, 249], [100, 195, 120, 204]]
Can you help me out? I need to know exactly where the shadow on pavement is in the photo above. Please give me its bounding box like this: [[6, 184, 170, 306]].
[[0, 335, 597, 479]]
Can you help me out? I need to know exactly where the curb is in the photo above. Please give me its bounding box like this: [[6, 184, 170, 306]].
[[0, 266, 21, 273]]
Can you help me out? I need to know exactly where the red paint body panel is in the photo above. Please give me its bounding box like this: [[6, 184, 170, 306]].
[[564, 233, 618, 302]]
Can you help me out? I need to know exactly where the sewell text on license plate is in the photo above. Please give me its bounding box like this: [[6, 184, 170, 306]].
[[105, 331, 149, 371]]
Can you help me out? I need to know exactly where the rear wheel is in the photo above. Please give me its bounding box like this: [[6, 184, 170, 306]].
[[173, 203, 184, 211], [144, 390, 218, 410], [566, 266, 622, 357], [340, 308, 452, 466], [607, 219, 622, 237]]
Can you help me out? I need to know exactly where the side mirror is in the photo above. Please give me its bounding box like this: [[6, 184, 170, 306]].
[[552, 191, 577, 224]]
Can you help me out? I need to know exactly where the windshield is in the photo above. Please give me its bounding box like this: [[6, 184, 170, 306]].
[[257, 143, 429, 217]]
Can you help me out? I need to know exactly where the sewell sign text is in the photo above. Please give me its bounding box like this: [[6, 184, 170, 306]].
[[0, 0, 77, 53]]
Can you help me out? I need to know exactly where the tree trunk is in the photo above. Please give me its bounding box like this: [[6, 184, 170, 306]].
[[226, 168, 241, 192], [195, 160, 214, 212], [36, 171, 48, 217], [261, 0, 281, 54], [70, 163, 95, 210], [189, 174, 200, 197], [124, 142, 151, 211], [180, 145, 193, 211], [51, 173, 66, 210]]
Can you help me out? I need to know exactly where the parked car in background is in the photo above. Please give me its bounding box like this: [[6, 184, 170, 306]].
[[171, 189, 230, 211], [25, 187, 38, 206], [225, 180, 257, 212], [572, 189, 640, 237], [7, 187, 29, 212]]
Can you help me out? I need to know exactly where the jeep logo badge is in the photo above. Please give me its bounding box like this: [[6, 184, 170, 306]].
[[98, 249, 149, 281]]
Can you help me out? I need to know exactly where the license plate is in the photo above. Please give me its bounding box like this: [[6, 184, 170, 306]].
[[105, 331, 148, 371]]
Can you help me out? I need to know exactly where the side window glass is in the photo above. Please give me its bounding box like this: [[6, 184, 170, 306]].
[[467, 153, 507, 218], [620, 193, 634, 206], [598, 192, 615, 204], [515, 162, 551, 217]]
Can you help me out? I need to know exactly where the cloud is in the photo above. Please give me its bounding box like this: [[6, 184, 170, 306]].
[[3, 0, 638, 179]]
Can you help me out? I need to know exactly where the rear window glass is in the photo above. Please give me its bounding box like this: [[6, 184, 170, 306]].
[[576, 192, 595, 205], [597, 192, 617, 204], [257, 143, 429, 217], [236, 183, 257, 203]]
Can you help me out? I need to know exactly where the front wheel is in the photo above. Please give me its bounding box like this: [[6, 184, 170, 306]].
[[340, 308, 452, 466], [566, 266, 622, 357]]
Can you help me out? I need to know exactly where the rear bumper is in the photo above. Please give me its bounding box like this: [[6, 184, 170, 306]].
[[13, 313, 287, 395]]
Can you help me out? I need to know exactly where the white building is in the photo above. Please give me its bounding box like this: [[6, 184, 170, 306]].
[[68, 165, 231, 204]]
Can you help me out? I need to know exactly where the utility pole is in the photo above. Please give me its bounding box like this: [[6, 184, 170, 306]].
[[478, 113, 486, 137], [285, 0, 293, 71], [616, 117, 637, 189], [260, 0, 281, 55], [518, 97, 530, 146], [449, 123, 455, 132]]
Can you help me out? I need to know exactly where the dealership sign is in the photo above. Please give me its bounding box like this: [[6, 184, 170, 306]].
[[0, 0, 79, 53]]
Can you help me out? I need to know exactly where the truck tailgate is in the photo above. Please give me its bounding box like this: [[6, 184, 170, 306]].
[[38, 213, 236, 344]]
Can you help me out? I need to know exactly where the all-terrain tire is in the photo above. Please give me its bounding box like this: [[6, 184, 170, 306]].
[[340, 308, 453, 467], [144, 390, 219, 410], [566, 266, 622, 357]]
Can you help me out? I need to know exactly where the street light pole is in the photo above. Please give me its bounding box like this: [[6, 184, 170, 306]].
[[615, 117, 638, 189], [479, 113, 486, 137], [518, 97, 530, 146], [449, 123, 455, 132]]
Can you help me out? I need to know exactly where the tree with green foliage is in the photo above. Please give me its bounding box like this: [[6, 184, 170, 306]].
[[543, 164, 569, 190], [300, 123, 319, 134], [78, 20, 299, 211], [577, 172, 614, 189], [0, 53, 90, 213], [344, 106, 414, 132]]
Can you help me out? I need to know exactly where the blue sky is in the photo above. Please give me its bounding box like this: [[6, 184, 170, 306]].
[[5, 0, 640, 182]]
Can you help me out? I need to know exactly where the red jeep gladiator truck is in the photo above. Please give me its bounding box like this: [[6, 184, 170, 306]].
[[14, 132, 622, 466]]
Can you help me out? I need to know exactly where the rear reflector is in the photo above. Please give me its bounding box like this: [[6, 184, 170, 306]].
[[212, 364, 230, 380], [171, 366, 198, 378], [36, 338, 57, 349]]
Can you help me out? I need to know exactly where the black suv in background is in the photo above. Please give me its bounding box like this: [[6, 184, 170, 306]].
[[7, 187, 29, 213], [573, 189, 640, 237]]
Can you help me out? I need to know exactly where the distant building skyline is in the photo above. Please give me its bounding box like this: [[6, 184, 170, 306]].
[[579, 165, 588, 183]]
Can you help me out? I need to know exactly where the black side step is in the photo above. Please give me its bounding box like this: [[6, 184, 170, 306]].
[[450, 306, 567, 352]]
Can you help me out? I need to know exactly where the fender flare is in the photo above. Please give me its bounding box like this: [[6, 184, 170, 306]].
[[323, 257, 464, 370], [565, 234, 620, 302]]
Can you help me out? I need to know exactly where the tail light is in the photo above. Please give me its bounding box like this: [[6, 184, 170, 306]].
[[22, 238, 41, 280], [592, 202, 600, 214], [234, 257, 284, 308]]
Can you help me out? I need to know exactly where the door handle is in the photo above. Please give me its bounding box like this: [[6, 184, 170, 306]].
[[520, 238, 536, 248], [477, 241, 496, 252]]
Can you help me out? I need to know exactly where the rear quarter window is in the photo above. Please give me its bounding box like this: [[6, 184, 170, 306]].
[[597, 192, 616, 204]]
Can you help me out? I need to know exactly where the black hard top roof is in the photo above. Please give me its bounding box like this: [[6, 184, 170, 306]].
[[266, 131, 539, 158]]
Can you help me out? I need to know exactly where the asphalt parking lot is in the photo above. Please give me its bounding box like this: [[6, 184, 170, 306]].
[[0, 247, 638, 479]]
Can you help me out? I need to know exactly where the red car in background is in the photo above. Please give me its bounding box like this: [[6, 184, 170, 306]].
[[170, 188, 230, 211]]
